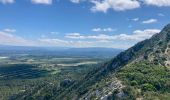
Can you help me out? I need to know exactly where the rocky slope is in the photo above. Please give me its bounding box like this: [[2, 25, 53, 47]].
[[13, 24, 170, 100], [61, 23, 170, 100]]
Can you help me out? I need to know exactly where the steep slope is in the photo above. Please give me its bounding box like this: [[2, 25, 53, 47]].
[[115, 61, 170, 100], [57, 23, 170, 100], [13, 24, 170, 100], [71, 23, 170, 99]]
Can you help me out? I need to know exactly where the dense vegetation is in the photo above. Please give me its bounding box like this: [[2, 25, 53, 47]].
[[0, 64, 50, 80], [114, 61, 170, 99], [0, 56, 105, 100]]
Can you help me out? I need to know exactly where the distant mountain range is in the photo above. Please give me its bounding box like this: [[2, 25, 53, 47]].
[[0, 45, 123, 58]]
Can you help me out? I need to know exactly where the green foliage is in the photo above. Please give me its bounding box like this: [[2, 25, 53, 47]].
[[131, 80, 138, 86], [117, 61, 170, 99], [142, 83, 156, 91], [0, 57, 101, 100]]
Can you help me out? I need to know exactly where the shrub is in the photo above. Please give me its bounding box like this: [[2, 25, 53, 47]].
[[131, 80, 138, 86], [142, 83, 156, 91]]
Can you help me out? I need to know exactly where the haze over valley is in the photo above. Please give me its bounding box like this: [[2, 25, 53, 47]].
[[0, 0, 170, 100]]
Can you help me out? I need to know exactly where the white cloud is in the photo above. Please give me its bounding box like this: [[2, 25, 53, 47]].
[[31, 0, 52, 5], [158, 13, 165, 16], [92, 28, 102, 32], [132, 18, 139, 21], [90, 0, 140, 13], [38, 38, 95, 47], [131, 29, 160, 40], [70, 0, 81, 3], [63, 29, 160, 49], [142, 19, 158, 24], [144, 0, 170, 7], [38, 38, 69, 45], [0, 0, 14, 4], [0, 30, 32, 46], [3, 28, 16, 33], [65, 33, 84, 39], [66, 29, 160, 41], [38, 38, 131, 49], [0, 28, 161, 49], [92, 27, 116, 32]]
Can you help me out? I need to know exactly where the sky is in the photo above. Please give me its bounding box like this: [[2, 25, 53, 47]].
[[0, 0, 170, 49]]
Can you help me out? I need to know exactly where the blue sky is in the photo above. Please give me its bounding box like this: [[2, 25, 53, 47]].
[[0, 0, 170, 49]]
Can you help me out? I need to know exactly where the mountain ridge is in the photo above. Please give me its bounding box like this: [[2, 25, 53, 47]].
[[57, 23, 170, 99], [13, 24, 170, 100]]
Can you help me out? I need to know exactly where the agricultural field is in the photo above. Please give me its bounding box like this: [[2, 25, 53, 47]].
[[0, 53, 109, 99], [0, 47, 122, 99]]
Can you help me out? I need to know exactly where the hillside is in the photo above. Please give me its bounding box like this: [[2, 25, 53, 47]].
[[13, 24, 170, 100]]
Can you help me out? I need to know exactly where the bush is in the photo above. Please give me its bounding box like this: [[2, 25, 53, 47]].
[[131, 80, 138, 86], [142, 83, 156, 91], [116, 61, 170, 99]]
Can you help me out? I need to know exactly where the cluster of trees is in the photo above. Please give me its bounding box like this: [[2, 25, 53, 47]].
[[115, 61, 170, 99], [7, 63, 99, 100]]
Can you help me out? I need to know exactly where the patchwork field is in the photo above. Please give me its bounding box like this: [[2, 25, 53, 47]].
[[0, 55, 105, 99]]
